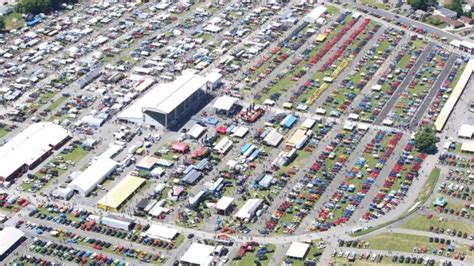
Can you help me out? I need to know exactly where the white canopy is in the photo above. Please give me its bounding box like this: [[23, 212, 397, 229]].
[[213, 95, 238, 111], [286, 242, 310, 258]]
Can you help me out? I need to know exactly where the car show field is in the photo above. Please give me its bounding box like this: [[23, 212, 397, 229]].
[[0, 0, 473, 265]]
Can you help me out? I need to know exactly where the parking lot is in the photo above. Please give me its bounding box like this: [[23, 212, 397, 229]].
[[0, 1, 473, 265]]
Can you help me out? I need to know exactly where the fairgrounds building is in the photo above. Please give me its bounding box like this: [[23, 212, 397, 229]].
[[0, 122, 70, 181], [118, 70, 220, 129]]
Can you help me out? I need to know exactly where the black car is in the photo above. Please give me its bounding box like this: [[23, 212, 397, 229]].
[[187, 233, 194, 239]]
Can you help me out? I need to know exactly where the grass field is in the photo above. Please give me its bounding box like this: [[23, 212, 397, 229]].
[[230, 244, 276, 266], [4, 12, 24, 29], [410, 167, 440, 210], [47, 96, 68, 111], [401, 215, 474, 234], [362, 232, 472, 261]]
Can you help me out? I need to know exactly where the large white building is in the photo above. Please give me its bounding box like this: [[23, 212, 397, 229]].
[[0, 227, 25, 261], [118, 71, 210, 128], [68, 157, 117, 196], [0, 122, 70, 181]]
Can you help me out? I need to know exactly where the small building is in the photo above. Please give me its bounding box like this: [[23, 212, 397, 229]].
[[51, 187, 74, 200], [434, 7, 458, 19], [0, 227, 26, 262], [213, 95, 239, 115], [136, 156, 160, 171], [235, 199, 263, 221], [460, 141, 474, 153], [286, 242, 310, 260], [215, 196, 235, 214], [180, 243, 215, 266], [304, 5, 327, 23], [458, 124, 474, 139]]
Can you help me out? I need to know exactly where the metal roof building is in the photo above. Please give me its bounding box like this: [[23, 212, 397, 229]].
[[118, 71, 209, 128], [0, 227, 25, 261], [0, 122, 70, 181], [68, 157, 117, 197]]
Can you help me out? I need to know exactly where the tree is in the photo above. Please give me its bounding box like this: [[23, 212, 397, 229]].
[[408, 0, 437, 11], [414, 125, 438, 154], [446, 0, 464, 17]]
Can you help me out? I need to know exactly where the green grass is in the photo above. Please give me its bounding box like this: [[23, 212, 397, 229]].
[[359, 0, 389, 9], [231, 244, 276, 266], [19, 145, 88, 192], [362, 232, 473, 261], [0, 127, 9, 139], [401, 215, 474, 234], [326, 5, 339, 15], [47, 96, 68, 111], [4, 12, 24, 29], [413, 167, 440, 208]]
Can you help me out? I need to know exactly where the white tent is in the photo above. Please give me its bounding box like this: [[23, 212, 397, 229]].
[[232, 126, 249, 138], [235, 199, 262, 220], [263, 130, 283, 147], [216, 196, 234, 212], [286, 242, 310, 259], [213, 95, 238, 112], [458, 124, 474, 139], [144, 224, 178, 240], [181, 243, 215, 266], [188, 124, 206, 139], [461, 142, 474, 153]]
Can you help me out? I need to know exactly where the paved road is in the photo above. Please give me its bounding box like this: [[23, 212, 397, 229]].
[[338, 0, 468, 43], [374, 42, 434, 125]]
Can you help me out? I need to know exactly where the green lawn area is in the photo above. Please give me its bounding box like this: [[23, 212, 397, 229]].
[[47, 96, 68, 111], [326, 5, 339, 15], [4, 12, 24, 29], [411, 167, 440, 208], [20, 144, 88, 192], [359, 0, 389, 9], [401, 215, 474, 234], [231, 244, 276, 266], [362, 232, 472, 261], [0, 127, 9, 139]]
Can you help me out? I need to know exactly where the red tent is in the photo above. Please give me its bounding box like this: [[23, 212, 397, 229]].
[[171, 142, 189, 153], [216, 126, 228, 134]]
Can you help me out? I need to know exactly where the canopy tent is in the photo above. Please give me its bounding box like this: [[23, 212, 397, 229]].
[[286, 242, 310, 259], [213, 95, 238, 112]]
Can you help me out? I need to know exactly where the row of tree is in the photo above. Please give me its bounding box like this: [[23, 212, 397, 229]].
[[408, 0, 467, 17], [14, 0, 63, 15]]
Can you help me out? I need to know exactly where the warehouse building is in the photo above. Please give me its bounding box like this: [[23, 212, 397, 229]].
[[118, 71, 211, 129], [0, 227, 26, 262], [68, 157, 117, 197], [0, 122, 70, 181], [97, 175, 146, 211]]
